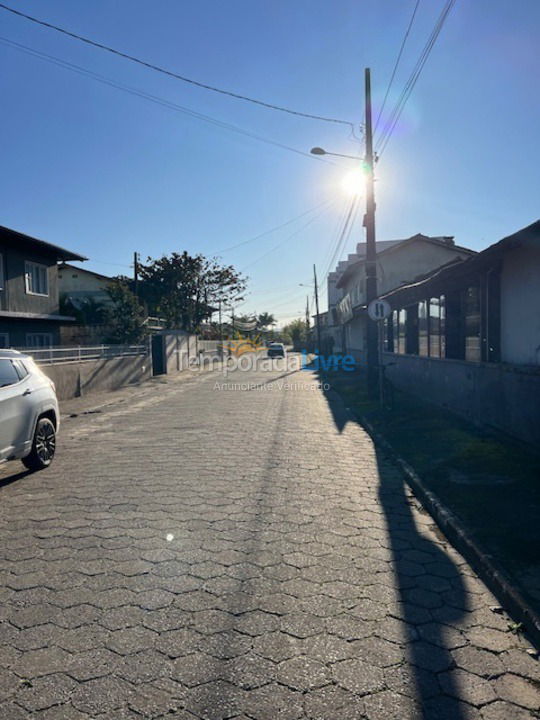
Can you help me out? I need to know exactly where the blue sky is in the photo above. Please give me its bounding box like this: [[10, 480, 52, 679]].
[[1, 0, 539, 324]]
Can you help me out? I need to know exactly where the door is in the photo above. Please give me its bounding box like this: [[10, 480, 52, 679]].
[[0, 358, 32, 460], [151, 335, 166, 375]]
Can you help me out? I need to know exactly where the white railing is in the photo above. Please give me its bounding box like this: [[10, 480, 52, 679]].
[[198, 340, 221, 353], [15, 344, 148, 365]]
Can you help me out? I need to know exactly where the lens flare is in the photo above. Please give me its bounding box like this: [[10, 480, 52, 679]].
[[341, 168, 365, 196]]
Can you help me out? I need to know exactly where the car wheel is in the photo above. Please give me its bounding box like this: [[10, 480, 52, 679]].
[[22, 418, 56, 471]]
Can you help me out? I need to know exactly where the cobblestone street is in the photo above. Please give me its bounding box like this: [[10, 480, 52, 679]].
[[0, 362, 539, 719]]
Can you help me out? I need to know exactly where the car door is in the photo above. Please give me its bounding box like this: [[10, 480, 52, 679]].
[[0, 359, 32, 460]]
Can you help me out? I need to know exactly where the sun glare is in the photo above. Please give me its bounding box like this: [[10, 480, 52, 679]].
[[341, 168, 365, 196]]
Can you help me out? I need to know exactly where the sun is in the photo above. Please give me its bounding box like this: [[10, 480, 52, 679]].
[[341, 168, 365, 196]]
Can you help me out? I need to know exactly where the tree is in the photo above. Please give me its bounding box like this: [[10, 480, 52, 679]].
[[280, 318, 308, 350], [138, 252, 246, 332], [60, 295, 107, 325], [257, 312, 276, 331], [105, 279, 147, 344]]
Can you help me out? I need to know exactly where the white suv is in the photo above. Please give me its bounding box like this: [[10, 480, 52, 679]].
[[0, 350, 59, 471]]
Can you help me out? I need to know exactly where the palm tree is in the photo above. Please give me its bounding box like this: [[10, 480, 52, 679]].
[[257, 312, 276, 330]]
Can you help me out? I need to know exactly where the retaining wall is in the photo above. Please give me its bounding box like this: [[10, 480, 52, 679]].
[[40, 354, 152, 401], [383, 353, 540, 447]]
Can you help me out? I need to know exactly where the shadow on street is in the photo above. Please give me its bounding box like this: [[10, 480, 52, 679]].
[[320, 382, 470, 719]]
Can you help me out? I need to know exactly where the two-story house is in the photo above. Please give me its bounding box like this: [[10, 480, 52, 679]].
[[331, 233, 475, 361], [0, 226, 87, 348]]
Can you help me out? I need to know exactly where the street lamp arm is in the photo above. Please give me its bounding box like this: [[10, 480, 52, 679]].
[[310, 147, 361, 161]]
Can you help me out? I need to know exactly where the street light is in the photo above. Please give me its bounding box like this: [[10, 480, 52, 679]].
[[310, 147, 361, 161]]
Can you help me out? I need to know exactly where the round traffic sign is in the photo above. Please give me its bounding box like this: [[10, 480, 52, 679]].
[[367, 298, 391, 321]]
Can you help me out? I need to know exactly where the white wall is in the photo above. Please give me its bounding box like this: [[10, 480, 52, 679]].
[[341, 240, 472, 306], [500, 241, 540, 365], [327, 273, 343, 312], [345, 315, 365, 360], [58, 267, 112, 305], [378, 242, 470, 296]]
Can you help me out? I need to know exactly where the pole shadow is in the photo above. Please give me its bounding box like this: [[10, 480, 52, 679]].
[[319, 379, 470, 719]]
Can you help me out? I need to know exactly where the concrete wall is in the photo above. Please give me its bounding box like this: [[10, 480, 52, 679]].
[[500, 241, 540, 365], [345, 315, 366, 362], [161, 332, 199, 374], [383, 352, 540, 447], [40, 353, 152, 401]]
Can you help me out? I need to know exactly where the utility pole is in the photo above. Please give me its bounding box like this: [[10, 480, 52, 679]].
[[313, 264, 322, 355], [133, 251, 140, 297], [218, 298, 223, 356], [305, 296, 310, 329], [364, 68, 379, 394]]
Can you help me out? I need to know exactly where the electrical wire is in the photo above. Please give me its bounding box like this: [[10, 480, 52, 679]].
[[319, 196, 353, 276], [0, 2, 355, 129], [0, 37, 339, 165], [322, 195, 359, 282], [214, 198, 334, 254], [376, 0, 456, 158], [265, 291, 308, 311], [240, 201, 337, 272], [373, 0, 421, 138]]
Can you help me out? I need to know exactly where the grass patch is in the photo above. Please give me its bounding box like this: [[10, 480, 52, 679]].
[[325, 368, 540, 611]]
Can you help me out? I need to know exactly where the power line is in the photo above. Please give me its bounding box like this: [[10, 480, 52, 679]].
[[241, 202, 336, 272], [265, 291, 308, 311], [373, 0, 421, 138], [214, 199, 334, 254], [0, 37, 340, 165], [0, 2, 355, 129], [319, 197, 352, 275], [323, 195, 359, 282], [376, 0, 456, 158]]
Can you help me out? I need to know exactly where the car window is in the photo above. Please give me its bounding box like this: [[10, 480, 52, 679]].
[[12, 359, 29, 380], [0, 359, 21, 387]]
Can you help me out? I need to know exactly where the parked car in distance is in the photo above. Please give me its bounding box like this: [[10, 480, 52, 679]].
[[267, 342, 286, 358], [0, 350, 59, 471]]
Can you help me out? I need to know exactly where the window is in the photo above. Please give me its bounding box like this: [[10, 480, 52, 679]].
[[463, 286, 481, 362], [0, 333, 9, 348], [12, 359, 28, 380], [0, 359, 21, 387], [397, 309, 407, 354], [25, 261, 49, 296], [26, 333, 53, 348], [429, 296, 445, 358], [418, 301, 429, 357], [440, 295, 446, 358], [0, 253, 4, 291], [383, 316, 394, 352]]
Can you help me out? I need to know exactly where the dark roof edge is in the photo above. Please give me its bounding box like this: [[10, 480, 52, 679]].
[[58, 262, 112, 281], [0, 226, 87, 262]]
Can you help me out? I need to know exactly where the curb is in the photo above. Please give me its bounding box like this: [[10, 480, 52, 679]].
[[325, 384, 540, 651]]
